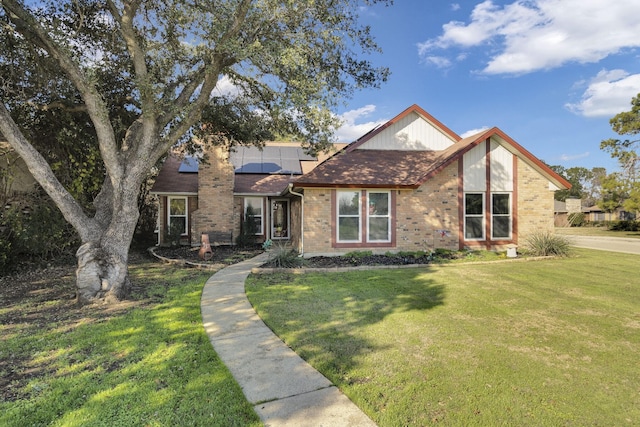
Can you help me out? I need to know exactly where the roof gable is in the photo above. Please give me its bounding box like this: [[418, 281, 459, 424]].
[[295, 125, 571, 191], [346, 104, 460, 152]]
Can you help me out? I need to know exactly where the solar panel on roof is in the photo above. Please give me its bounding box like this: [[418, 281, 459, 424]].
[[261, 162, 282, 173], [238, 163, 263, 173], [230, 145, 316, 174], [178, 156, 199, 173], [280, 159, 302, 174]]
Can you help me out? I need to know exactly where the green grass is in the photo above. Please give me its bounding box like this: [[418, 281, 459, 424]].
[[246, 249, 640, 426], [556, 226, 640, 239], [0, 259, 261, 427]]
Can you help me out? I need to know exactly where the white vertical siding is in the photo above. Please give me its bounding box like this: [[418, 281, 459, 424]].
[[490, 139, 514, 191], [463, 141, 486, 191], [360, 112, 456, 151]]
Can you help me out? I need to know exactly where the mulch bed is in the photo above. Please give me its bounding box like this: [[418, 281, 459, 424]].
[[151, 245, 263, 265], [152, 245, 444, 268]]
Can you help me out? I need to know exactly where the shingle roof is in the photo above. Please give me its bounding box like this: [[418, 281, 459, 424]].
[[233, 174, 296, 195], [294, 150, 440, 188], [294, 126, 572, 190], [150, 155, 198, 194]]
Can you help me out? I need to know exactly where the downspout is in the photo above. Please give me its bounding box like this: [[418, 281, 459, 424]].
[[287, 183, 304, 255]]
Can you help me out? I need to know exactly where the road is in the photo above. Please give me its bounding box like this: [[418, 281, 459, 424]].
[[565, 235, 640, 255]]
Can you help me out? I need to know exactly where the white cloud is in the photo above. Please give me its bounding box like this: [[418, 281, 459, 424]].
[[559, 152, 590, 161], [418, 0, 640, 75], [425, 56, 453, 69], [565, 70, 640, 117], [460, 127, 490, 138], [334, 105, 388, 142], [451, 3, 461, 11], [213, 75, 243, 98]]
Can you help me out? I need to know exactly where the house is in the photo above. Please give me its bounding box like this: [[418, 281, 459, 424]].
[[1, 139, 38, 205], [583, 205, 636, 222], [151, 104, 570, 254], [554, 198, 582, 227], [150, 142, 343, 246]]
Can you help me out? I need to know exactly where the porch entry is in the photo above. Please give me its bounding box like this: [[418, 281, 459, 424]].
[[271, 199, 289, 240]]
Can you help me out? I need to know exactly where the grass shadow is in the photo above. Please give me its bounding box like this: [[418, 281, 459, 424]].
[[246, 268, 444, 387], [0, 255, 260, 426]]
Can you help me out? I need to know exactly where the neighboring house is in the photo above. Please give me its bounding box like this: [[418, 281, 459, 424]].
[[1, 139, 38, 205], [151, 104, 571, 254], [583, 205, 636, 222], [554, 198, 582, 227]]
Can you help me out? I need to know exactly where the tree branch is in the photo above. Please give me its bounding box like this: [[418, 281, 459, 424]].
[[2, 0, 120, 178], [0, 102, 97, 241], [152, 0, 254, 158]]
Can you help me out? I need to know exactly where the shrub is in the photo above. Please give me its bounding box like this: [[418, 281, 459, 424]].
[[267, 243, 303, 268], [608, 220, 639, 232], [344, 250, 373, 258], [236, 205, 259, 247], [568, 212, 586, 227], [163, 221, 185, 246], [0, 194, 79, 272], [524, 231, 572, 257]]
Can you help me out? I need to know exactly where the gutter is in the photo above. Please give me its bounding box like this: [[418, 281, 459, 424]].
[[287, 183, 304, 255]]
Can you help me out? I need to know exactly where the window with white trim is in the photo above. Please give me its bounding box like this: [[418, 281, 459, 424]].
[[367, 191, 390, 242], [464, 193, 484, 240], [168, 197, 188, 236], [244, 197, 264, 235], [337, 190, 361, 242], [492, 193, 511, 239]]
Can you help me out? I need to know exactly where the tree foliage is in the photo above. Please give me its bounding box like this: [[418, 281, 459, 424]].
[[0, 0, 391, 303], [550, 165, 608, 207], [601, 92, 640, 212]]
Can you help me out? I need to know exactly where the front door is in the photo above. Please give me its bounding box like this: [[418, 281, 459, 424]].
[[271, 199, 289, 240]]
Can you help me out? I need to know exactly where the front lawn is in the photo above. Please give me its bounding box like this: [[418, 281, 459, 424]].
[[0, 255, 261, 427], [246, 249, 640, 426]]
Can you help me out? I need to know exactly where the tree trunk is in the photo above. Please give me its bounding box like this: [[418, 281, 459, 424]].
[[75, 241, 131, 304], [74, 190, 140, 305]]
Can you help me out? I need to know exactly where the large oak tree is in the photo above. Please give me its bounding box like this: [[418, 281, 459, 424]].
[[0, 0, 390, 304]]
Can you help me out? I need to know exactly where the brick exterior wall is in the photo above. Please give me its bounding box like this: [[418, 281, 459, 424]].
[[516, 158, 556, 242], [191, 147, 237, 245], [396, 162, 459, 252], [302, 158, 557, 255], [302, 189, 333, 254], [302, 162, 460, 255]]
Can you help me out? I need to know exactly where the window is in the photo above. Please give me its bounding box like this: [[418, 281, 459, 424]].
[[367, 192, 390, 242], [336, 190, 393, 244], [492, 193, 511, 239], [337, 191, 361, 242], [168, 197, 188, 236], [244, 197, 264, 235], [464, 193, 484, 240]]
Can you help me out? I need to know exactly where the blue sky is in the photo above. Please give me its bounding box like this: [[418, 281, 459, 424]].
[[332, 0, 640, 172]]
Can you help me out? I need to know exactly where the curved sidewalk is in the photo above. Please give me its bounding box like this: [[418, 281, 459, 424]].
[[201, 253, 376, 427]]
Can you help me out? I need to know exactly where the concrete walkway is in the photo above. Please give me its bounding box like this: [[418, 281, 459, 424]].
[[201, 253, 376, 427]]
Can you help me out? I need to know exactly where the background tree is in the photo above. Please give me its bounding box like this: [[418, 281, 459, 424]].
[[550, 165, 594, 202], [598, 173, 626, 219], [601, 92, 640, 212], [0, 0, 390, 304]]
